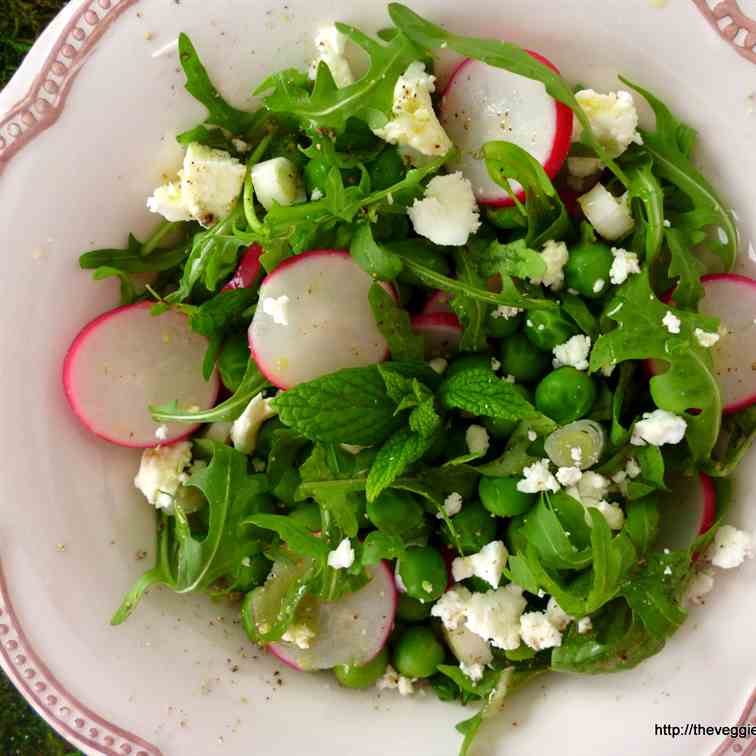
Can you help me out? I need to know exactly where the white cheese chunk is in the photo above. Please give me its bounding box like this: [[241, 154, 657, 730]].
[[308, 26, 354, 88], [630, 409, 687, 447], [230, 393, 278, 455], [251, 156, 305, 211], [327, 538, 355, 569], [134, 441, 192, 512], [520, 611, 563, 650], [552, 335, 591, 371], [574, 89, 642, 158], [451, 541, 508, 589], [706, 525, 753, 569]]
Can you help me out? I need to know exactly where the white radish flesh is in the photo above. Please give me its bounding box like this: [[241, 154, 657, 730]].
[[577, 183, 634, 241], [443, 625, 493, 668], [268, 561, 397, 671], [699, 274, 756, 413], [248, 251, 390, 389], [63, 302, 219, 447], [411, 312, 462, 359], [440, 51, 573, 206]]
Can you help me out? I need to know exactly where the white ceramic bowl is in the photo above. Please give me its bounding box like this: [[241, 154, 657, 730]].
[[1, 1, 755, 754]]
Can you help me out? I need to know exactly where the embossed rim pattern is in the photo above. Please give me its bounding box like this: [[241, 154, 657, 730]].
[[0, 0, 754, 753], [692, 0, 756, 63], [0, 0, 142, 175]]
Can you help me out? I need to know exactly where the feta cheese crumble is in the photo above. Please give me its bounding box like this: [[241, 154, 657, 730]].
[[262, 295, 290, 326], [631, 409, 687, 447], [552, 335, 591, 371], [662, 310, 681, 334], [327, 538, 355, 569], [574, 89, 642, 158], [577, 617, 593, 634], [377, 665, 415, 696], [308, 26, 354, 88], [694, 328, 720, 348], [451, 541, 508, 589], [517, 459, 560, 494], [577, 184, 635, 241], [431, 586, 472, 630], [556, 466, 583, 487], [250, 157, 306, 211], [593, 278, 606, 294], [147, 142, 246, 227], [585, 500, 625, 530], [684, 571, 715, 607], [281, 623, 316, 650], [408, 172, 481, 246], [429, 357, 448, 374], [464, 584, 527, 650], [459, 662, 485, 683], [532, 240, 569, 291], [372, 61, 453, 157], [609, 247, 641, 285], [520, 611, 563, 650], [706, 526, 753, 569], [491, 305, 522, 320], [154, 424, 169, 442], [134, 441, 192, 512], [465, 424, 490, 456], [439, 492, 464, 519], [230, 393, 278, 455], [546, 597, 573, 632]]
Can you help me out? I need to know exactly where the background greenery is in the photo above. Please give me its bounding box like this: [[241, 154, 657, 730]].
[[1, 2, 81, 752]]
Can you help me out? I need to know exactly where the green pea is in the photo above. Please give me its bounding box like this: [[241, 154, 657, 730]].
[[565, 241, 614, 299], [500, 333, 551, 383], [487, 309, 523, 339], [304, 158, 330, 195], [398, 546, 447, 602], [483, 415, 517, 440], [367, 490, 425, 536], [334, 647, 389, 689], [524, 310, 578, 352], [535, 367, 597, 424], [446, 501, 497, 554], [368, 147, 405, 191], [396, 594, 432, 622], [393, 626, 445, 679], [289, 502, 321, 532], [445, 353, 492, 379], [479, 476, 536, 517]]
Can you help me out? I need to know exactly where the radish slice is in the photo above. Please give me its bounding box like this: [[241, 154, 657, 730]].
[[656, 472, 717, 551], [268, 561, 397, 671], [411, 312, 462, 358], [440, 51, 573, 206], [222, 243, 263, 291], [645, 275, 756, 413], [699, 274, 756, 413], [422, 290, 453, 315], [248, 250, 390, 389], [63, 302, 219, 447]]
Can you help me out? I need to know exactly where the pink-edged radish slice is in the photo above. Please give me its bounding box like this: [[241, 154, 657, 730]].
[[248, 250, 390, 389], [268, 561, 397, 671], [411, 312, 462, 359], [698, 274, 756, 413], [440, 51, 573, 206], [222, 243, 263, 291], [656, 472, 717, 551], [422, 290, 453, 315], [63, 302, 219, 447]]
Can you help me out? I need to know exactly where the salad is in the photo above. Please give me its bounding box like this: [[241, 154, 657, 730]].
[[62, 5, 756, 753]]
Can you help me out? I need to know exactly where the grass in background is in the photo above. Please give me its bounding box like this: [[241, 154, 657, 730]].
[[1, 7, 82, 754]]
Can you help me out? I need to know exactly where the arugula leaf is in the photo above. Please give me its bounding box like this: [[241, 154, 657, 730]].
[[266, 429, 310, 502], [92, 267, 138, 305], [609, 363, 635, 447], [167, 207, 247, 303], [625, 160, 665, 264], [273, 363, 438, 445], [398, 254, 556, 311], [483, 141, 570, 247], [244, 514, 330, 560], [665, 227, 706, 309], [388, 3, 627, 184], [150, 358, 269, 424], [626, 445, 666, 499], [624, 495, 660, 554], [482, 239, 546, 282], [439, 367, 556, 432], [704, 406, 756, 478], [80, 233, 189, 273], [561, 292, 598, 339], [369, 283, 425, 361], [256, 24, 422, 131], [218, 331, 251, 391], [187, 287, 257, 380], [621, 77, 737, 272], [437, 665, 500, 698], [451, 247, 490, 352], [366, 427, 434, 501], [350, 222, 403, 280], [178, 33, 258, 134], [590, 271, 721, 460]]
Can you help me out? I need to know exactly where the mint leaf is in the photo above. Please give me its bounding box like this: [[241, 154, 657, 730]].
[[409, 397, 441, 438], [439, 367, 556, 432], [366, 427, 433, 501], [590, 271, 721, 460], [369, 283, 425, 361], [621, 76, 737, 271], [350, 222, 403, 280], [256, 25, 422, 131], [178, 34, 259, 134]]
